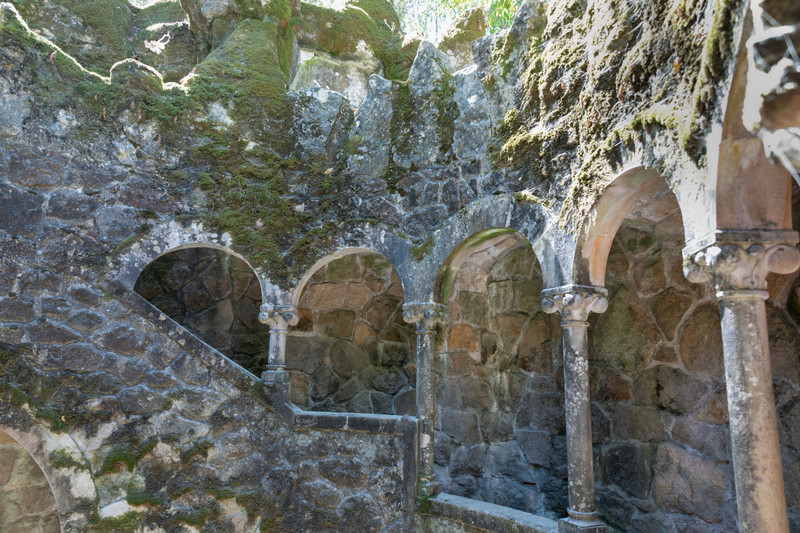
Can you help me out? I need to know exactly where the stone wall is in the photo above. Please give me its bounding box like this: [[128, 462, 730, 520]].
[[0, 430, 59, 532], [134, 247, 270, 375], [434, 233, 566, 519], [288, 253, 416, 414], [586, 190, 800, 532], [0, 276, 415, 531]]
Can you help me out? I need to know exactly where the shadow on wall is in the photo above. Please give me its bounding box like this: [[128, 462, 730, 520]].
[[134, 247, 270, 375], [0, 430, 59, 532], [287, 252, 416, 414], [434, 230, 567, 519]]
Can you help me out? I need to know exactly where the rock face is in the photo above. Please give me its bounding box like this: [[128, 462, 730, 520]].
[[291, 49, 382, 108]]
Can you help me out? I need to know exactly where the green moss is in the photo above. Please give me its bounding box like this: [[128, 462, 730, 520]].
[[434, 73, 458, 159], [88, 511, 143, 533], [98, 438, 158, 475], [299, 1, 417, 81], [112, 224, 153, 256], [411, 236, 434, 261], [180, 439, 214, 464], [207, 486, 237, 499], [126, 490, 166, 507], [50, 448, 90, 470], [193, 19, 290, 132], [513, 190, 551, 207], [172, 509, 208, 527]]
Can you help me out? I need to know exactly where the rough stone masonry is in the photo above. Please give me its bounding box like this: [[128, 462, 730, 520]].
[[2, 0, 800, 531]]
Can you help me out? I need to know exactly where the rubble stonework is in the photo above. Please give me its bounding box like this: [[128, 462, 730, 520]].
[[2, 0, 800, 531]]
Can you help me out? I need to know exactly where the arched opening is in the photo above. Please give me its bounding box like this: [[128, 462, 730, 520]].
[[134, 246, 269, 375], [433, 229, 565, 517], [0, 429, 59, 532], [584, 172, 732, 530], [288, 251, 415, 413]]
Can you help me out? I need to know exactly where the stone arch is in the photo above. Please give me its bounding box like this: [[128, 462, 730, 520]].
[[0, 423, 97, 532], [288, 247, 415, 413], [292, 247, 408, 309], [133, 243, 271, 376], [572, 167, 690, 287], [407, 194, 552, 302], [111, 220, 271, 301]]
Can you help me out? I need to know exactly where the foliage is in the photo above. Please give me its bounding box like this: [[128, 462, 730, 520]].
[[393, 0, 521, 41]]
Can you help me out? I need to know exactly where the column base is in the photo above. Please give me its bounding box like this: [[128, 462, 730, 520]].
[[261, 369, 288, 383], [417, 479, 442, 497], [558, 517, 608, 533]]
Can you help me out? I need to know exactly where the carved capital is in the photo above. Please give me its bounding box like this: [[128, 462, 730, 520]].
[[402, 302, 449, 333], [684, 234, 800, 293], [541, 285, 608, 325], [258, 304, 300, 330]]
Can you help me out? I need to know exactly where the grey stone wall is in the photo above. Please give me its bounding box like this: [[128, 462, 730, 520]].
[[134, 247, 270, 375], [0, 430, 59, 533], [0, 274, 415, 531], [434, 234, 566, 519], [288, 253, 416, 414]]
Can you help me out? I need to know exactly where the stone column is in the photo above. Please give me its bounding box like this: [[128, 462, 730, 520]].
[[542, 285, 608, 533], [403, 302, 449, 497], [684, 231, 800, 533], [258, 304, 299, 384]]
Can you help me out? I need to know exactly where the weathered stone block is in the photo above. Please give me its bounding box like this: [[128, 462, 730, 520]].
[[678, 303, 724, 380], [632, 365, 709, 415], [329, 340, 368, 378], [593, 288, 660, 376], [319, 457, 368, 488], [517, 429, 552, 468], [441, 408, 481, 445], [653, 443, 726, 523], [602, 441, 652, 498], [515, 391, 565, 433]]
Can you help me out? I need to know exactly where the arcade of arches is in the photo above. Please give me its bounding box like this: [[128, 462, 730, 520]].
[[2, 0, 800, 531]]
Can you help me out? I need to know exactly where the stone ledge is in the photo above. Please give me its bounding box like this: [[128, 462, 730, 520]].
[[424, 493, 559, 533]]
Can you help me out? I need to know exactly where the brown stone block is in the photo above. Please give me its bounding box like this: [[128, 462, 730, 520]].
[[449, 323, 480, 352], [678, 303, 724, 380], [492, 312, 527, 352], [303, 282, 347, 310], [603, 368, 631, 402], [344, 282, 372, 309], [650, 288, 693, 341], [517, 313, 554, 374]]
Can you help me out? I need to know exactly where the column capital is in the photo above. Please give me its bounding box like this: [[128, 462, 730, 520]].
[[258, 303, 300, 330], [542, 285, 608, 324], [402, 302, 449, 332], [683, 230, 800, 295]]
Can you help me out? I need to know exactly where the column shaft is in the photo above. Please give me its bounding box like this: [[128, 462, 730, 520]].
[[542, 285, 608, 532], [416, 330, 436, 486], [684, 234, 800, 533], [267, 326, 288, 371], [562, 323, 594, 517], [403, 302, 448, 497], [719, 292, 788, 533]]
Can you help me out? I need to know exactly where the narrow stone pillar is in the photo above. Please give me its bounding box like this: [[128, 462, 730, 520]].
[[542, 285, 608, 533], [684, 231, 800, 533], [258, 304, 300, 384], [403, 302, 449, 497]]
